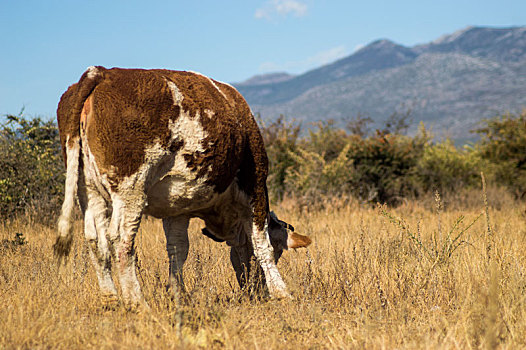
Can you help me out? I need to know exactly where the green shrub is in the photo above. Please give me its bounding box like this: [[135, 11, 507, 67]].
[[345, 132, 427, 204], [474, 110, 526, 197], [0, 114, 64, 223], [416, 139, 483, 194], [282, 120, 354, 200], [263, 117, 431, 205], [285, 143, 353, 198], [300, 120, 349, 161], [259, 115, 302, 201]]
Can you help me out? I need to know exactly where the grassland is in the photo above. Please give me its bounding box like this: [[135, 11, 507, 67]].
[[1, 189, 525, 349]]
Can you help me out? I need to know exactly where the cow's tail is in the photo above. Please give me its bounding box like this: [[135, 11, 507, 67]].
[[54, 136, 81, 261], [54, 66, 105, 262]]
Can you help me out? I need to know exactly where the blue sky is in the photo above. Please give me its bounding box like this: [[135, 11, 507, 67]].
[[0, 0, 524, 119]]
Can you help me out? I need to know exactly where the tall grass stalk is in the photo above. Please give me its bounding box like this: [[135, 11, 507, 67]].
[[481, 171, 498, 349]]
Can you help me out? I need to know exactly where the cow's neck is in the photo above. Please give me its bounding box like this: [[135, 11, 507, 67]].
[[196, 180, 251, 244]]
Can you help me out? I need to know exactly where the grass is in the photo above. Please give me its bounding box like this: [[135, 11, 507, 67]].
[[1, 189, 526, 349]]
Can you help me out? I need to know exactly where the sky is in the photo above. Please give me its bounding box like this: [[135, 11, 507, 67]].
[[0, 0, 525, 119]]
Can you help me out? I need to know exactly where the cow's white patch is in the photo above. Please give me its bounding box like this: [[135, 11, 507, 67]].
[[168, 112, 207, 153], [166, 81, 184, 106], [164, 77, 210, 185], [204, 109, 215, 119], [86, 66, 99, 79], [143, 110, 213, 216], [82, 139, 112, 203]]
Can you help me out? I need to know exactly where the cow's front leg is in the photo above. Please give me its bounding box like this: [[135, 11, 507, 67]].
[[230, 244, 267, 297], [249, 210, 290, 299], [162, 215, 190, 299]]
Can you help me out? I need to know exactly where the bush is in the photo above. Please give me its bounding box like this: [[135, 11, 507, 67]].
[[0, 114, 64, 223], [345, 132, 427, 204], [285, 143, 353, 199], [282, 120, 354, 200], [259, 115, 302, 201], [474, 110, 526, 198], [261, 113, 522, 206], [416, 139, 483, 194], [263, 117, 430, 205], [300, 120, 349, 161]]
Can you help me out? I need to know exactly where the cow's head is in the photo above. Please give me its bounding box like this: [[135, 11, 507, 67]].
[[268, 211, 311, 262]]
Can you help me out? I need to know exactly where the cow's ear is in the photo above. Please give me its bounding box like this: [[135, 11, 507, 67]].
[[287, 232, 312, 249]]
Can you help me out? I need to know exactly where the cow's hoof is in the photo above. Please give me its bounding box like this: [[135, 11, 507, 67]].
[[165, 284, 190, 305], [53, 235, 73, 262], [124, 299, 150, 313], [269, 289, 292, 300]]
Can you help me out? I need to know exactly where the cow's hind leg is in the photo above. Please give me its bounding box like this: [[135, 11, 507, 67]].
[[162, 216, 190, 299], [81, 189, 118, 306], [109, 195, 146, 309]]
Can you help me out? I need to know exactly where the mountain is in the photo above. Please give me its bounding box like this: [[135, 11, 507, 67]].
[[236, 72, 295, 86], [237, 39, 418, 105], [235, 26, 526, 141], [414, 26, 526, 62]]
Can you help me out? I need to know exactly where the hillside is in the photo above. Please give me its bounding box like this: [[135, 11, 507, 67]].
[[235, 26, 526, 140]]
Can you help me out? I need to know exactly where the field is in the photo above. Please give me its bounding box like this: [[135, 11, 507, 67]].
[[1, 189, 525, 349]]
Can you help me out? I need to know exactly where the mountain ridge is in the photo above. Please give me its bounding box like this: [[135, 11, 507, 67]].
[[235, 26, 526, 140]]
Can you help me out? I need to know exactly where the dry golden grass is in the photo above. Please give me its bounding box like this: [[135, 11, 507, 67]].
[[1, 189, 526, 349]]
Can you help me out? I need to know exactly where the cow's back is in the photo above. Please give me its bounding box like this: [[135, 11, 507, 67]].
[[78, 68, 261, 196]]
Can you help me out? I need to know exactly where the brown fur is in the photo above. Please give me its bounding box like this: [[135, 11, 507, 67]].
[[57, 68, 269, 225], [57, 66, 105, 164]]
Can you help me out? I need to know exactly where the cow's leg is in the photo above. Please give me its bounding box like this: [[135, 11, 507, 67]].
[[162, 216, 190, 298], [230, 243, 266, 296], [230, 244, 250, 290], [249, 207, 290, 299], [83, 192, 118, 303], [109, 195, 146, 309], [240, 128, 290, 299], [77, 170, 118, 305]]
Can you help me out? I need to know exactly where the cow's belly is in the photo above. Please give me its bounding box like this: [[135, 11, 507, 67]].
[[144, 175, 220, 218]]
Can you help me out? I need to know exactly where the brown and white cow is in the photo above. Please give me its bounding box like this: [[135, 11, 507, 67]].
[[53, 66, 311, 308]]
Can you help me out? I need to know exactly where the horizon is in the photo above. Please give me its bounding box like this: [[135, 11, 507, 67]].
[[1, 0, 525, 119]]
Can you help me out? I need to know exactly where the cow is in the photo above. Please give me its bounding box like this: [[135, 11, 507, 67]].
[[53, 66, 311, 308]]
